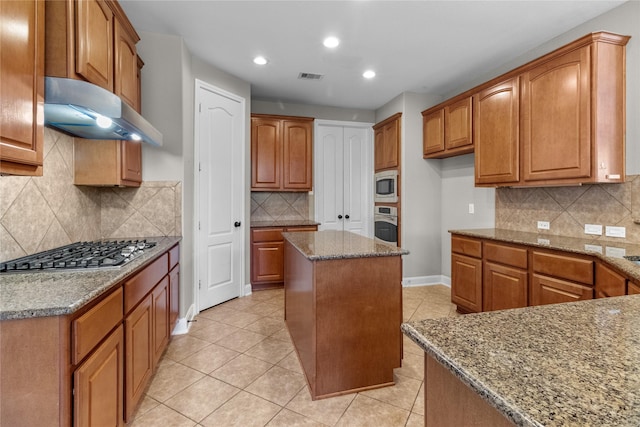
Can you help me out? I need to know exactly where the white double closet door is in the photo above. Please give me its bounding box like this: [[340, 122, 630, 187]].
[[314, 120, 374, 237]]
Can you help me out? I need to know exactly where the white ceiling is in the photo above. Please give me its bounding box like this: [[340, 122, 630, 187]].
[[120, 0, 626, 110]]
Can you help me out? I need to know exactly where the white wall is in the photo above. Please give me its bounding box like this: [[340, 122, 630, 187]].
[[252, 99, 375, 123]]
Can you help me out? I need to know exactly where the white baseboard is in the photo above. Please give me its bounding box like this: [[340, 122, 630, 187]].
[[243, 283, 252, 296], [402, 275, 451, 288], [171, 303, 196, 335]]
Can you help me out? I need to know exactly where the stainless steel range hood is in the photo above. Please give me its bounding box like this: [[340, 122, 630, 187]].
[[44, 77, 163, 146]]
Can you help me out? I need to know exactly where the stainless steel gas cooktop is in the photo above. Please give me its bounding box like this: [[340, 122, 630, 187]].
[[0, 240, 156, 273]]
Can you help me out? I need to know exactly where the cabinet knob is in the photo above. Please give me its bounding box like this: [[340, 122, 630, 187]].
[[338, 215, 343, 219], [234, 221, 241, 227], [345, 215, 350, 219]]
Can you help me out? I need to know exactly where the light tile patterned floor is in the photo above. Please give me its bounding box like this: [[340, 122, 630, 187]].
[[128, 284, 459, 427]]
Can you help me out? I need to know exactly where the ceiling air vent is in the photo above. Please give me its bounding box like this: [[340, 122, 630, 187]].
[[298, 72, 324, 81]]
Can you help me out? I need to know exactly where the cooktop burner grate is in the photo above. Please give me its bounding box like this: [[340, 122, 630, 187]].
[[0, 240, 157, 273]]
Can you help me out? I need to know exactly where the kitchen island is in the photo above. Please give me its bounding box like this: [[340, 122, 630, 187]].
[[402, 295, 640, 426], [283, 230, 408, 400]]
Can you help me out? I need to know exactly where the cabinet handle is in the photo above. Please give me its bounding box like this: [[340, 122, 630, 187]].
[[338, 215, 343, 219], [234, 221, 241, 227], [345, 215, 350, 219]]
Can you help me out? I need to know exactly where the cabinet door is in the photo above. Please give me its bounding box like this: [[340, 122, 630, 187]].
[[483, 262, 527, 311], [628, 281, 640, 295], [75, 0, 113, 91], [423, 109, 445, 156], [451, 254, 482, 313], [474, 77, 519, 185], [382, 120, 399, 169], [152, 277, 170, 367], [114, 18, 138, 110], [251, 242, 285, 283], [283, 120, 312, 190], [121, 141, 142, 183], [521, 46, 590, 182], [374, 127, 385, 171], [530, 274, 593, 306], [0, 0, 44, 176], [125, 294, 153, 421], [170, 265, 180, 329], [74, 325, 124, 427], [445, 97, 473, 150], [251, 117, 281, 189], [595, 263, 626, 298]]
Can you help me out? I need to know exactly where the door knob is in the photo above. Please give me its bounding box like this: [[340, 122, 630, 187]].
[[338, 215, 343, 219], [234, 221, 241, 227], [345, 215, 350, 219]]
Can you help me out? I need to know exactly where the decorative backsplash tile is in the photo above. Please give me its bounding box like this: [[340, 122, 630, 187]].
[[0, 129, 182, 261], [251, 192, 311, 222], [496, 175, 640, 243]]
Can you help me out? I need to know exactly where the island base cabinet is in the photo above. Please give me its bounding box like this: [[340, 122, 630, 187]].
[[425, 354, 514, 426], [74, 325, 124, 427]]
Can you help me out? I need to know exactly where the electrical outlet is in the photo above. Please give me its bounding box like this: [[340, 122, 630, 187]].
[[537, 221, 550, 230], [584, 244, 603, 254], [584, 224, 603, 235], [606, 246, 626, 258], [605, 226, 626, 238], [468, 203, 475, 214]]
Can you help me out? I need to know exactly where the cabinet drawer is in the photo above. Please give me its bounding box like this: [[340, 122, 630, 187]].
[[252, 228, 284, 243], [532, 251, 594, 285], [124, 253, 169, 313], [451, 235, 482, 258], [531, 274, 594, 306], [169, 244, 180, 270], [483, 242, 527, 269], [73, 287, 123, 365], [285, 226, 317, 232]]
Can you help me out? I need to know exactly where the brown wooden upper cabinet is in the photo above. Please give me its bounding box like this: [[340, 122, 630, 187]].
[[46, 0, 145, 187], [423, 97, 473, 158], [0, 0, 45, 176], [374, 113, 401, 171], [251, 114, 314, 191]]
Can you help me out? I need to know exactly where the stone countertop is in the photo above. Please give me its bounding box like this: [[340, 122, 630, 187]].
[[0, 236, 181, 321], [402, 295, 640, 427], [282, 230, 408, 261], [250, 220, 320, 228], [450, 228, 640, 282]]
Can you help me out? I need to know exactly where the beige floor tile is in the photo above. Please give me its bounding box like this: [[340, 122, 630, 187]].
[[199, 391, 281, 427], [245, 301, 281, 316], [335, 394, 409, 427], [179, 343, 240, 374], [360, 373, 421, 411], [277, 351, 304, 374], [211, 354, 273, 388], [394, 352, 424, 381], [129, 395, 160, 421], [129, 404, 196, 427], [244, 316, 286, 336], [220, 296, 256, 311], [220, 310, 265, 328], [267, 306, 285, 319], [245, 365, 307, 406], [266, 408, 328, 426], [270, 327, 292, 342], [245, 336, 294, 364], [215, 328, 267, 352], [412, 382, 424, 415], [146, 362, 205, 402], [164, 335, 212, 362], [285, 386, 355, 426], [403, 335, 424, 356], [164, 376, 240, 422], [405, 411, 425, 427], [189, 318, 240, 343], [197, 305, 238, 322], [248, 289, 282, 302], [187, 316, 217, 334]]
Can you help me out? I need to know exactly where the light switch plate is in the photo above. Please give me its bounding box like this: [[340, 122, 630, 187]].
[[584, 224, 603, 235], [537, 221, 550, 230], [468, 203, 475, 214], [605, 226, 626, 238]]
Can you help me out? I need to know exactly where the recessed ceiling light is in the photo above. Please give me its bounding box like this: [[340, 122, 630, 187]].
[[253, 56, 268, 65], [323, 36, 340, 48], [363, 70, 376, 79]]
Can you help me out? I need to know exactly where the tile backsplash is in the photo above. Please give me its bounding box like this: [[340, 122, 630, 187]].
[[0, 128, 182, 261], [250, 192, 311, 222], [496, 175, 640, 243]]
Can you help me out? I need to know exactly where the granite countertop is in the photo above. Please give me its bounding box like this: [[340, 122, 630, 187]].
[[450, 228, 640, 282], [282, 230, 408, 261], [250, 220, 320, 228], [0, 236, 181, 321], [402, 295, 640, 426]]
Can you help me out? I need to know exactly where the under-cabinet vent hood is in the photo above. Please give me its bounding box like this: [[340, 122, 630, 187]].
[[44, 77, 163, 147]]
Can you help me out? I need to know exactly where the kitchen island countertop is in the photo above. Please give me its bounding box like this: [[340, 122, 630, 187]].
[[282, 229, 408, 261], [403, 295, 640, 426], [0, 236, 181, 320]]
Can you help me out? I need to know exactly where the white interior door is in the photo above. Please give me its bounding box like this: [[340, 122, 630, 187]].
[[195, 81, 244, 311], [315, 121, 373, 237]]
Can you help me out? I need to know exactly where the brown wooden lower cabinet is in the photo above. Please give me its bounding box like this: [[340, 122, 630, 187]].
[[152, 276, 170, 367], [125, 294, 153, 421], [74, 325, 124, 427], [451, 253, 482, 313], [530, 274, 594, 306], [595, 262, 627, 298], [628, 281, 640, 295], [483, 261, 527, 311]]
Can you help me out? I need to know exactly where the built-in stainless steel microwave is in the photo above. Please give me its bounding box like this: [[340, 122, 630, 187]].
[[374, 170, 398, 203]]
